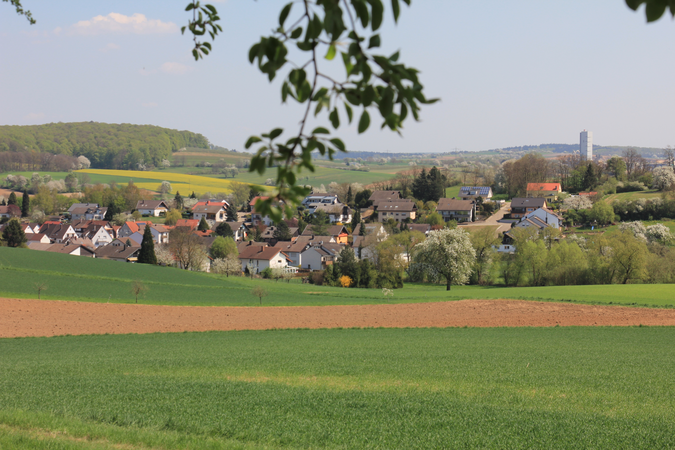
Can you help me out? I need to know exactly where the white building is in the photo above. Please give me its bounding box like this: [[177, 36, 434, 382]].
[[580, 130, 593, 161]]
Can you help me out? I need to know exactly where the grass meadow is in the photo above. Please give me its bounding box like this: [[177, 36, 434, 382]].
[[604, 190, 664, 203], [2, 327, 675, 448], [1, 247, 674, 308]]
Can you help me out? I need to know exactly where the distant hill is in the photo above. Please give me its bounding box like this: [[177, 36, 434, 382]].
[[486, 144, 666, 159], [0, 122, 210, 169]]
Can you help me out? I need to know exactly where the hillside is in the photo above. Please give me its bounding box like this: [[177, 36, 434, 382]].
[[0, 122, 210, 169]]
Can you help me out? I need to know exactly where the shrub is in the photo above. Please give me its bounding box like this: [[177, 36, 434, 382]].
[[339, 275, 352, 287]]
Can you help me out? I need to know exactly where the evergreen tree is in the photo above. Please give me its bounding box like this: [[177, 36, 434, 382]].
[[198, 217, 210, 231], [137, 225, 157, 265], [226, 202, 238, 222], [350, 208, 361, 233], [104, 200, 121, 222], [174, 191, 183, 210], [346, 185, 353, 205], [2, 218, 26, 247], [21, 190, 29, 218], [273, 220, 292, 241], [412, 168, 429, 202], [190, 191, 197, 199], [215, 221, 234, 238], [583, 164, 598, 191], [427, 166, 446, 202], [298, 217, 307, 234], [359, 220, 366, 236], [0, 198, 5, 206], [7, 192, 17, 206]]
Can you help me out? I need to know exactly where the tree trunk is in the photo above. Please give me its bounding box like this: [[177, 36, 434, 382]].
[[446, 276, 451, 291]]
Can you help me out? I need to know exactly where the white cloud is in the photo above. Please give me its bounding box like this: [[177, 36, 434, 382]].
[[142, 102, 158, 108], [98, 43, 120, 52], [24, 113, 45, 121], [160, 62, 192, 75], [70, 13, 178, 35]]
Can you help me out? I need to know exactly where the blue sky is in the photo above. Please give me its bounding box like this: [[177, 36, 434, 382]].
[[1, 1, 674, 153]]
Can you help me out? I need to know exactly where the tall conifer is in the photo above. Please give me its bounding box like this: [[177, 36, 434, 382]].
[[137, 225, 157, 265]]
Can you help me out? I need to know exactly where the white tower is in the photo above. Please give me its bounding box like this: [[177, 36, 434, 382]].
[[580, 130, 592, 160]]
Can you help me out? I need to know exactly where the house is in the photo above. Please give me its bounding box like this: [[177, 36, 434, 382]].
[[377, 200, 417, 223], [68, 203, 99, 216], [39, 223, 78, 243], [0, 204, 21, 219], [260, 225, 299, 245], [80, 223, 114, 247], [352, 223, 389, 260], [42, 242, 95, 257], [526, 183, 562, 200], [302, 224, 349, 244], [70, 205, 108, 221], [95, 239, 141, 262], [302, 194, 340, 210], [250, 196, 282, 226], [192, 202, 228, 224], [274, 240, 311, 267], [237, 240, 268, 254], [300, 243, 344, 271], [225, 221, 248, 241], [513, 215, 552, 231], [352, 222, 388, 239], [459, 186, 493, 201], [404, 223, 431, 235], [128, 223, 170, 245], [436, 199, 475, 223], [135, 200, 169, 217], [26, 233, 51, 246], [118, 221, 145, 239], [175, 219, 199, 230], [368, 190, 402, 209], [312, 203, 352, 224], [510, 198, 547, 219], [238, 245, 291, 274], [520, 207, 562, 229]]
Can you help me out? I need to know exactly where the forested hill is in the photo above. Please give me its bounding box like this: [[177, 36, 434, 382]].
[[0, 122, 210, 169]]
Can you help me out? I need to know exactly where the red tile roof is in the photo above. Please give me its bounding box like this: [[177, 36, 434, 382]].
[[526, 183, 561, 191]]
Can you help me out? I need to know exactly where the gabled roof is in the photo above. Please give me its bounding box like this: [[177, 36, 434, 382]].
[[239, 245, 284, 261], [68, 203, 99, 213], [95, 242, 141, 260], [437, 198, 474, 212], [249, 196, 269, 207], [369, 190, 401, 201], [135, 200, 169, 210], [405, 223, 431, 233], [526, 183, 561, 192], [175, 219, 199, 229], [510, 198, 547, 208], [377, 200, 417, 212], [192, 204, 227, 214], [0, 205, 21, 216], [237, 240, 268, 253]]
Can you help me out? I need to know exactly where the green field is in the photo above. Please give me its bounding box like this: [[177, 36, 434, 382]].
[[1, 247, 674, 308], [2, 327, 675, 448], [604, 190, 664, 203]]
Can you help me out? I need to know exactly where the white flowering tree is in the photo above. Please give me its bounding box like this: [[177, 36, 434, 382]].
[[652, 166, 675, 191], [411, 228, 476, 291], [563, 196, 593, 210], [619, 221, 648, 241], [77, 155, 91, 169], [646, 223, 674, 245]]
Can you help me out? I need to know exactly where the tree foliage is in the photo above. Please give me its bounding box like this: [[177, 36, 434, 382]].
[[137, 225, 157, 265], [410, 228, 475, 290], [2, 218, 26, 247]]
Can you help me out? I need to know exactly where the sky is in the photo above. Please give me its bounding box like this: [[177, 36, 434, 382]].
[[1, 1, 675, 154]]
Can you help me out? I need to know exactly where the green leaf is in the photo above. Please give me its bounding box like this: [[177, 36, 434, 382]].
[[344, 102, 353, 123], [245, 136, 262, 149], [646, 2, 667, 21], [362, 85, 375, 106], [352, 0, 370, 28], [312, 127, 330, 135], [330, 138, 346, 151], [269, 128, 283, 140], [341, 51, 354, 76], [325, 44, 337, 60], [368, 34, 381, 49], [290, 27, 303, 39], [329, 108, 340, 129], [391, 0, 401, 22], [279, 2, 293, 27], [358, 110, 370, 133], [369, 0, 384, 30]]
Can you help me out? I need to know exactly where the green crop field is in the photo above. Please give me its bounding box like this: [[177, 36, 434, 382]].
[[2, 327, 675, 448], [1, 247, 674, 308]]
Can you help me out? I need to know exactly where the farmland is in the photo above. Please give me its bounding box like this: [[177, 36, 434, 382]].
[[604, 189, 664, 203], [2, 327, 675, 448], [1, 247, 674, 308]]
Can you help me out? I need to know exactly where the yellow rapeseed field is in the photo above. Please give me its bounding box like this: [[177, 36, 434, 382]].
[[77, 169, 268, 196]]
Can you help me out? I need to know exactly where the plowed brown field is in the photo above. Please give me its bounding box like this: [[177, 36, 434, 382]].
[[2, 298, 675, 338]]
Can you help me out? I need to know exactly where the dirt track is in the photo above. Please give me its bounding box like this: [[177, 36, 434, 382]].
[[2, 298, 675, 338]]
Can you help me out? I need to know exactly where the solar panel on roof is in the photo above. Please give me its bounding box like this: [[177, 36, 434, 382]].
[[460, 186, 490, 195]]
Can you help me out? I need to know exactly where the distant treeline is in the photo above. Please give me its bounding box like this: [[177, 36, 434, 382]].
[[0, 122, 210, 169]]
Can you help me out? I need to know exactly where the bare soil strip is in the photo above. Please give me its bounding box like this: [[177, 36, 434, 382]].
[[3, 298, 675, 338]]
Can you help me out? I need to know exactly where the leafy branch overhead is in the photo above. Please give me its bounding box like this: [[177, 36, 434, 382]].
[[182, 1, 222, 60], [625, 0, 675, 22]]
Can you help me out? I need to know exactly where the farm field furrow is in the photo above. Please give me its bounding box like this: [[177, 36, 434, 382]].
[[1, 328, 675, 449]]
